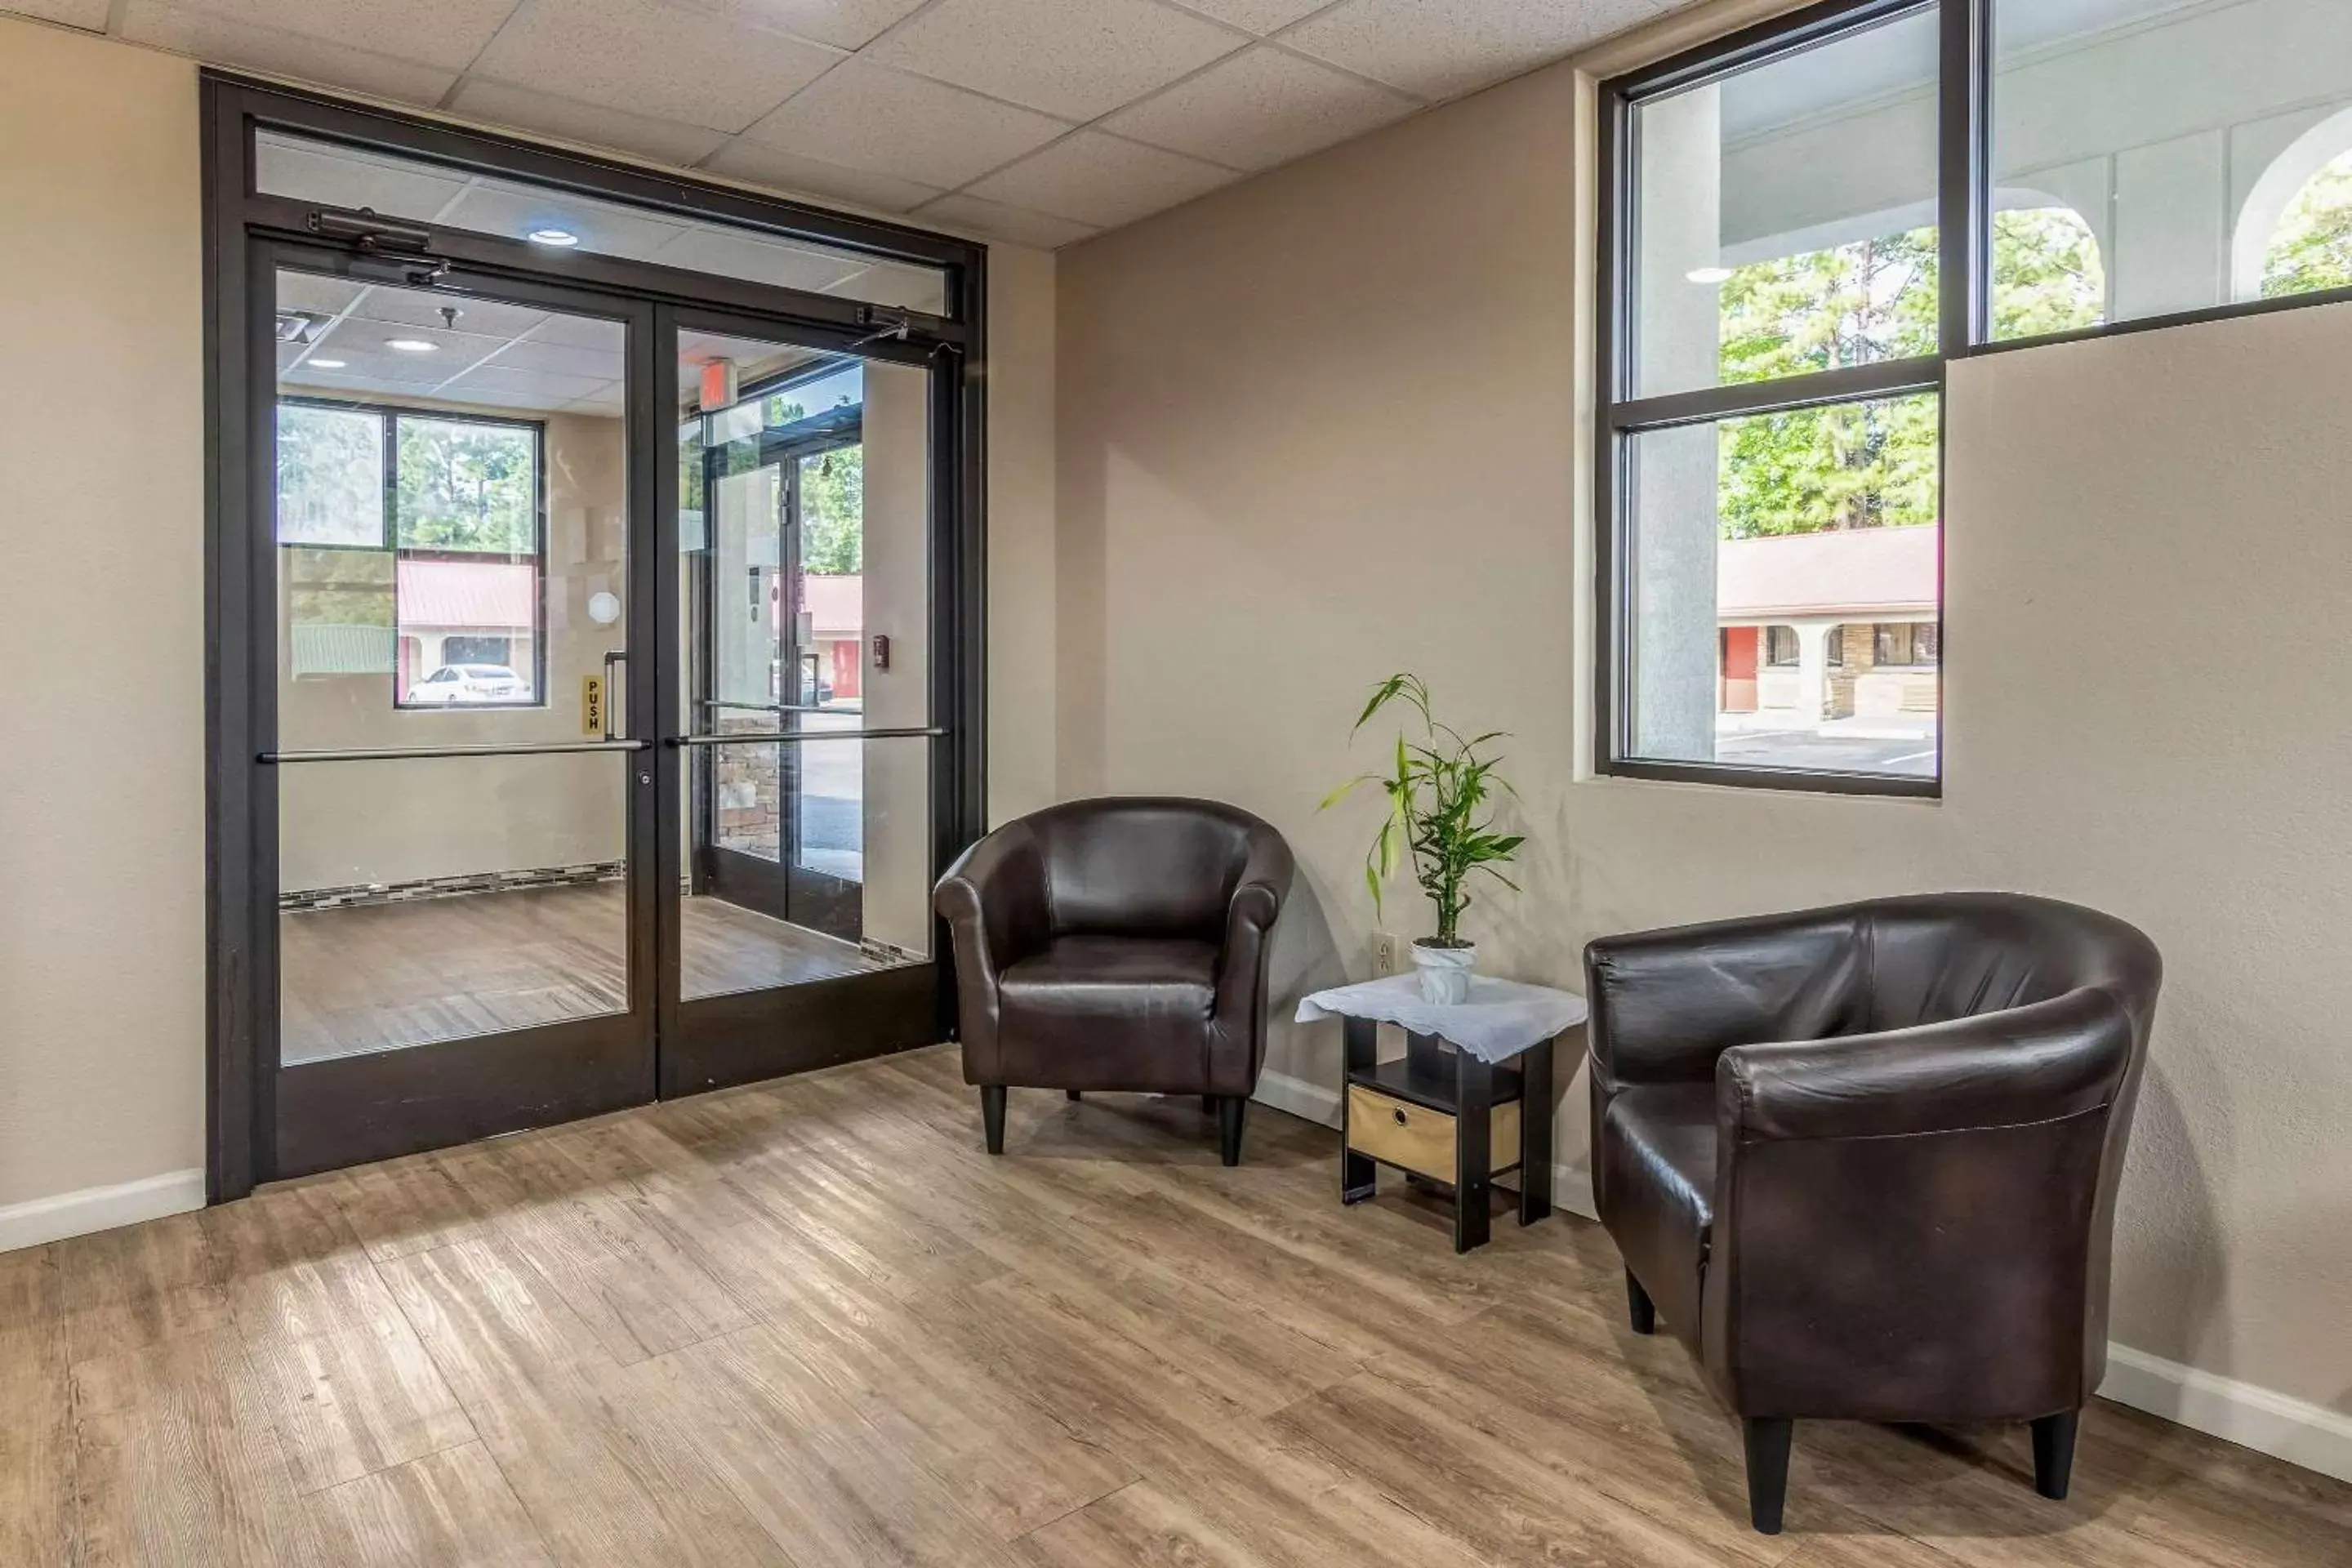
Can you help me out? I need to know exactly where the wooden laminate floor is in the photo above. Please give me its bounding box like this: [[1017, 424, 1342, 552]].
[[5, 1045, 2345, 1566], [279, 887, 880, 1063]]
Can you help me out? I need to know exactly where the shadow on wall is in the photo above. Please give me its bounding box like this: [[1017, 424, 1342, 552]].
[[2115, 1059, 2228, 1392], [1260, 867, 1346, 1111]]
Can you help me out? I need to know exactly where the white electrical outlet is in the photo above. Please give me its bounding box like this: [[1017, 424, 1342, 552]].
[[1371, 931, 1403, 977]]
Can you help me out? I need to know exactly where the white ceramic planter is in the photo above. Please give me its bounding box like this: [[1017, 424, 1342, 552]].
[[1411, 939, 1477, 1004]]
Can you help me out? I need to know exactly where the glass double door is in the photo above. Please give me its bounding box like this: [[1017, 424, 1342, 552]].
[[693, 384, 866, 941], [266, 247, 942, 1176]]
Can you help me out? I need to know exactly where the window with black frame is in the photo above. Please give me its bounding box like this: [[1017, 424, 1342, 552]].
[[276, 400, 546, 709], [1597, 0, 2352, 794]]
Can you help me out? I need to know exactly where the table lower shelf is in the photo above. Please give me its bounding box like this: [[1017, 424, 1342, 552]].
[[1335, 1018, 1556, 1254]]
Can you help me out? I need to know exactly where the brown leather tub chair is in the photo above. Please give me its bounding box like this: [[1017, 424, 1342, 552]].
[[1584, 893, 2163, 1535], [934, 798, 1294, 1166]]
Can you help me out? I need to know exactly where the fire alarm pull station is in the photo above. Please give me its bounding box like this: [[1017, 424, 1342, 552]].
[[871, 633, 891, 671]]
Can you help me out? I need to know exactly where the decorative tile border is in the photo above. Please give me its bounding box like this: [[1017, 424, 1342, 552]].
[[281, 860, 626, 912]]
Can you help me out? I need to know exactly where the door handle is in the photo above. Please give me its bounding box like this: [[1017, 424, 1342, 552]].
[[666, 726, 946, 747], [602, 649, 629, 742], [262, 740, 650, 763]]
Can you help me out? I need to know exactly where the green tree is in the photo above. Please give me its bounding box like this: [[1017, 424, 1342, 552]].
[[1711, 208, 2107, 539], [395, 417, 536, 553], [1992, 207, 2106, 339], [1717, 227, 1939, 537], [2264, 149, 2352, 298], [798, 446, 864, 575], [276, 403, 386, 547]]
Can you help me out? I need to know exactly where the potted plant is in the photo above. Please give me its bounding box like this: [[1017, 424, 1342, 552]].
[[1321, 673, 1524, 1004]]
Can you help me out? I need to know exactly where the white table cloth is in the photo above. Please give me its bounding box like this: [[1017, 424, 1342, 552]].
[[1296, 973, 1588, 1065]]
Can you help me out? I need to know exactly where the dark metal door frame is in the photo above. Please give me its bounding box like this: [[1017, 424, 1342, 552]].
[[248, 238, 666, 1180], [205, 73, 988, 1200], [693, 410, 867, 943], [657, 300, 966, 1101]]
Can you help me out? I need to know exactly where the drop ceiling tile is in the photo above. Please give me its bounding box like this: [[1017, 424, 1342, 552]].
[[282, 366, 449, 398], [145, 0, 522, 73], [345, 287, 551, 342], [738, 60, 1068, 190], [915, 194, 1099, 251], [470, 0, 844, 134], [1285, 0, 1668, 100], [311, 317, 512, 376], [3, 2, 109, 29], [663, 0, 931, 51], [478, 337, 626, 382], [870, 0, 1245, 122], [274, 273, 369, 318], [446, 365, 615, 404], [563, 382, 628, 415], [702, 140, 943, 215], [1104, 43, 1414, 172], [530, 314, 630, 352], [648, 227, 871, 293], [120, 2, 458, 103], [1162, 0, 1331, 33], [964, 131, 1237, 229], [255, 132, 475, 220], [436, 183, 697, 261], [449, 79, 731, 169]]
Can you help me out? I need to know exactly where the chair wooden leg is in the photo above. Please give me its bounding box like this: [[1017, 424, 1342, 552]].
[[1743, 1419, 1793, 1535], [1626, 1269, 1656, 1335], [1216, 1096, 1247, 1167], [2032, 1410, 2079, 1500], [980, 1085, 1006, 1155]]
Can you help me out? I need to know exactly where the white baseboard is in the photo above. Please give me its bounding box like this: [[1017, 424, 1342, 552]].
[[2099, 1342, 2352, 1483], [0, 1168, 207, 1254], [1254, 1069, 1341, 1127]]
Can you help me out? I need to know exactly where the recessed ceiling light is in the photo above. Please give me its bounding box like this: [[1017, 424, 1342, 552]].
[[527, 227, 581, 247], [386, 338, 439, 353], [1686, 265, 1735, 284], [309, 359, 347, 369]]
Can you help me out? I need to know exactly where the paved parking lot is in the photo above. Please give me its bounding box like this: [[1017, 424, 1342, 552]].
[[1713, 721, 1940, 777]]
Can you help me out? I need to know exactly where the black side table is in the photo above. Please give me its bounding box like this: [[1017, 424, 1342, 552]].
[[1339, 1020, 1556, 1254]]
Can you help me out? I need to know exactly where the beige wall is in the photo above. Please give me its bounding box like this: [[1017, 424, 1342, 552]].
[[1056, 51, 2352, 1421], [0, 16, 1061, 1223], [0, 20, 207, 1208], [278, 408, 629, 892], [986, 243, 1059, 826]]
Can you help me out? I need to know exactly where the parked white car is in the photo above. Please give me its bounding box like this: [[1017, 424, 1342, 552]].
[[407, 664, 528, 705]]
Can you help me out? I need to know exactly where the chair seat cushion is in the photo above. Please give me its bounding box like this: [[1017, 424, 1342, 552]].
[[996, 936, 1220, 1091], [1601, 1084, 1718, 1340]]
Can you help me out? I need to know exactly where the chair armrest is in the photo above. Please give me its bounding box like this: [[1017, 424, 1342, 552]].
[[1223, 827, 1294, 950], [1717, 987, 2136, 1142], [1209, 825, 1295, 1089], [1697, 987, 2140, 1421], [933, 823, 1053, 1076], [1584, 906, 1867, 1090]]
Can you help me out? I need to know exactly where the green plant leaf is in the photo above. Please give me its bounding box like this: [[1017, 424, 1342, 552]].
[[1316, 775, 1371, 812]]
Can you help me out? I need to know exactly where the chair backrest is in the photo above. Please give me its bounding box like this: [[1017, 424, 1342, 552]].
[[1857, 893, 2163, 1040], [1025, 797, 1267, 940]]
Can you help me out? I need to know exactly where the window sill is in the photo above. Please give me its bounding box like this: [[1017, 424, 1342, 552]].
[[1594, 757, 1941, 801]]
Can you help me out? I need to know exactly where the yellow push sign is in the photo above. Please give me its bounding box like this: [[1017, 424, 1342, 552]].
[[581, 674, 606, 737]]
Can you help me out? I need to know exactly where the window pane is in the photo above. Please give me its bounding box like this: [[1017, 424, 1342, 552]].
[[256, 131, 951, 317], [1631, 5, 1941, 399], [276, 403, 385, 547], [1993, 0, 2352, 335], [396, 418, 537, 554], [1626, 394, 1940, 779]]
